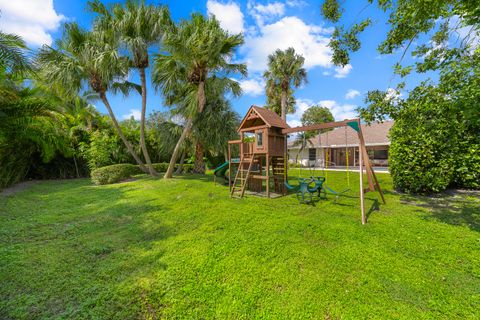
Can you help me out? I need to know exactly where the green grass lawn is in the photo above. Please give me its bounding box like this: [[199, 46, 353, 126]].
[[1, 171, 479, 319]]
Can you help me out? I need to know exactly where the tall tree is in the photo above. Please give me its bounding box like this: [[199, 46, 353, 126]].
[[37, 22, 149, 173], [0, 79, 71, 188], [301, 105, 334, 138], [0, 31, 31, 76], [320, 0, 480, 193], [192, 78, 241, 172], [153, 14, 246, 178], [263, 47, 307, 121], [265, 86, 295, 116], [320, 0, 480, 75], [291, 132, 314, 165], [89, 0, 173, 176]]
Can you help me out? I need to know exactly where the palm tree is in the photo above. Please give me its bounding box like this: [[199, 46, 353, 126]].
[[36, 22, 149, 173], [0, 84, 71, 188], [89, 0, 173, 176], [292, 132, 314, 165], [265, 86, 296, 116], [147, 111, 185, 163], [192, 78, 240, 171], [263, 47, 307, 120], [153, 14, 246, 178], [0, 31, 31, 76]]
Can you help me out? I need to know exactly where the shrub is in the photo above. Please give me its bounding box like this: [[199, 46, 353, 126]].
[[453, 137, 480, 189], [151, 163, 169, 172], [388, 85, 480, 193], [91, 164, 142, 185], [150, 163, 193, 173], [179, 164, 194, 173]]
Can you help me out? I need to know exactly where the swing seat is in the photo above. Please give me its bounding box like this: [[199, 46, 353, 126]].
[[322, 185, 350, 203], [323, 185, 350, 196], [296, 179, 314, 204], [308, 177, 327, 199], [284, 178, 311, 192], [284, 181, 300, 192]]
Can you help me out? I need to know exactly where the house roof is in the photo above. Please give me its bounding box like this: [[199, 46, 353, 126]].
[[288, 120, 394, 148], [238, 106, 290, 131]]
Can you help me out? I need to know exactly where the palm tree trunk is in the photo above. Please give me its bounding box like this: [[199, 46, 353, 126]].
[[164, 119, 193, 178], [281, 89, 287, 121], [73, 154, 80, 178], [164, 80, 206, 179], [99, 92, 148, 173], [175, 150, 186, 174], [198, 80, 206, 113], [139, 68, 158, 177], [193, 141, 205, 174], [192, 80, 207, 173]]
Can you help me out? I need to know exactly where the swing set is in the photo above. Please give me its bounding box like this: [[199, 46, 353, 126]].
[[283, 118, 386, 224], [225, 106, 384, 224]]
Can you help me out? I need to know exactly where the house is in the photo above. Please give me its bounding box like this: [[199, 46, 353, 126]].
[[288, 121, 394, 167]]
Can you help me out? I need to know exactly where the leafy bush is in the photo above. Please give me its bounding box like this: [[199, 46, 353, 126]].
[[453, 137, 480, 189], [180, 164, 194, 173], [80, 130, 132, 171], [150, 163, 193, 173], [91, 164, 142, 185], [387, 85, 480, 193]]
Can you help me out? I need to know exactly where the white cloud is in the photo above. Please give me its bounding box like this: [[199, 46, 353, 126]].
[[286, 98, 311, 127], [207, 0, 244, 34], [122, 109, 141, 120], [345, 89, 360, 100], [238, 77, 264, 96], [0, 0, 64, 46], [247, 1, 285, 26], [241, 16, 333, 72], [286, 0, 307, 8], [287, 98, 358, 127], [318, 99, 357, 120], [334, 64, 352, 78]]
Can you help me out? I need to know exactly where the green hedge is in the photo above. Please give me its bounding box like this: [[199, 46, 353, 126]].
[[388, 86, 480, 193], [91, 163, 195, 185], [91, 164, 142, 185], [151, 163, 194, 173]]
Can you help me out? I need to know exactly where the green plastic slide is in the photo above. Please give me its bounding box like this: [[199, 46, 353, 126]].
[[214, 161, 229, 178]]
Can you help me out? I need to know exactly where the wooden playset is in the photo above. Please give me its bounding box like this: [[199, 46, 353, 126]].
[[225, 105, 385, 224]]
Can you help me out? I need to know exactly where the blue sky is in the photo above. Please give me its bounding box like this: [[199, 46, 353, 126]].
[[0, 0, 434, 126]]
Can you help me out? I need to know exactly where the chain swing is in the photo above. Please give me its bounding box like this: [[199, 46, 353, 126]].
[[345, 126, 350, 188], [321, 126, 351, 202]]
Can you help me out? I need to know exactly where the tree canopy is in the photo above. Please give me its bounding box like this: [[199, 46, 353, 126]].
[[264, 47, 307, 120], [301, 105, 334, 136]]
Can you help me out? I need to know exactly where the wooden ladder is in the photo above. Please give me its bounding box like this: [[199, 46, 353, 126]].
[[271, 156, 286, 176], [231, 154, 256, 198]]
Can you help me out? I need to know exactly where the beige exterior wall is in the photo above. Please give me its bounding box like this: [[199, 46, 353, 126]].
[[288, 148, 325, 167], [288, 145, 390, 167]]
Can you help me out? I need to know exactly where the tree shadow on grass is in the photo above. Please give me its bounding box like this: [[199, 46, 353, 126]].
[[0, 180, 182, 318], [177, 173, 215, 183], [400, 191, 480, 232]]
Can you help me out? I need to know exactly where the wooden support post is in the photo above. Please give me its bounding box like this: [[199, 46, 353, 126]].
[[228, 144, 232, 191], [266, 153, 270, 198], [282, 137, 288, 195], [357, 122, 375, 191], [359, 143, 366, 225], [240, 132, 244, 187]]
